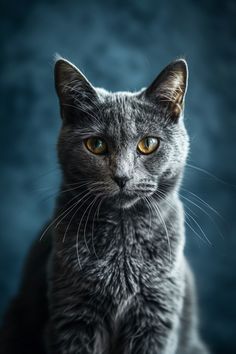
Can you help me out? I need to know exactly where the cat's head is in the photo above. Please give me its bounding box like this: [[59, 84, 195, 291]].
[[55, 57, 189, 209]]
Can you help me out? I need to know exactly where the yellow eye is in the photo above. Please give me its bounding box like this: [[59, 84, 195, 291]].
[[84, 137, 108, 155], [137, 137, 159, 155]]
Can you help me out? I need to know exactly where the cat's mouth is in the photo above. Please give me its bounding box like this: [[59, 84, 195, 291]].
[[114, 189, 155, 209], [95, 181, 158, 209]]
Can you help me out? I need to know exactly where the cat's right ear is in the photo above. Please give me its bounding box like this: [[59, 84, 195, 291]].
[[54, 57, 98, 121], [140, 59, 188, 123]]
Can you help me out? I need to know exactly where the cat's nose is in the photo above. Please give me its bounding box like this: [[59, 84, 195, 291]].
[[113, 176, 130, 189]]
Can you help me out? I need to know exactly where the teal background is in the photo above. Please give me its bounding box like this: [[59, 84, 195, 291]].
[[0, 0, 236, 353]]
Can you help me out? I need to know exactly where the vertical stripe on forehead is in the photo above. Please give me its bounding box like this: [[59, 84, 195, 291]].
[[108, 93, 137, 141]]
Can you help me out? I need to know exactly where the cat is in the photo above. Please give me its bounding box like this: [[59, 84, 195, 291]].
[[0, 57, 210, 354]]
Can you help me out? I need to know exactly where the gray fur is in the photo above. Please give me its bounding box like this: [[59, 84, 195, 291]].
[[43, 57, 210, 354]]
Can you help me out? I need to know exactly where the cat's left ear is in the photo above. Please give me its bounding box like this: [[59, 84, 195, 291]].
[[141, 59, 188, 122], [54, 57, 98, 121]]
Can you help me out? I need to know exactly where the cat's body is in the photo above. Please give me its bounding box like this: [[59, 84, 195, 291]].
[[48, 188, 203, 354], [0, 58, 209, 354]]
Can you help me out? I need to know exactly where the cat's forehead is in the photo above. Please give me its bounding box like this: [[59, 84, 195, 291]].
[[102, 91, 138, 114], [100, 93, 137, 139], [98, 91, 162, 137]]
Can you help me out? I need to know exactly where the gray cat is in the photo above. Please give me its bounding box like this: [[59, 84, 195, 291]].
[[0, 58, 209, 354]]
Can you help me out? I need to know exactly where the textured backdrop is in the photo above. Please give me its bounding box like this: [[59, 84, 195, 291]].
[[0, 0, 236, 353]]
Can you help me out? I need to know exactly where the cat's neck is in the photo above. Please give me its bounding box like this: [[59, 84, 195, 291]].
[[53, 184, 184, 274]]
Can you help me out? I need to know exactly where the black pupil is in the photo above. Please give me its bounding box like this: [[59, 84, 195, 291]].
[[145, 138, 153, 148], [94, 139, 102, 149]]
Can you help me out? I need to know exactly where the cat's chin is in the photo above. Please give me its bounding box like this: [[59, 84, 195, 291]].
[[112, 192, 141, 209], [106, 190, 155, 210]]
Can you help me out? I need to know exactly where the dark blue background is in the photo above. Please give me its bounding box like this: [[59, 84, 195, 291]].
[[0, 0, 236, 353]]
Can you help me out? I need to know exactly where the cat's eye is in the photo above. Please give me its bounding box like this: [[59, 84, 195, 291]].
[[137, 137, 160, 155], [84, 137, 108, 155]]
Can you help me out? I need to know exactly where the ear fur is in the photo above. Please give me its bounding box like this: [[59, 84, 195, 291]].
[[144, 59, 188, 121], [54, 57, 97, 121]]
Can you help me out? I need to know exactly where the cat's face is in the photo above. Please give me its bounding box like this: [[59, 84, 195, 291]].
[[55, 58, 189, 208]]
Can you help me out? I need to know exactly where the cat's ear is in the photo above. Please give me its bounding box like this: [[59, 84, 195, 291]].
[[142, 59, 188, 122], [54, 57, 98, 121]]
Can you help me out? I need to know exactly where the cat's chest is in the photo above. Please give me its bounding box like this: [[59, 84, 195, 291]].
[[82, 224, 159, 302], [58, 211, 162, 297], [94, 248, 142, 299]]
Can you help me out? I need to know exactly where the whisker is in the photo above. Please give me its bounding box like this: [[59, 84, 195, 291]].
[[184, 208, 212, 246], [184, 212, 207, 245], [147, 196, 172, 263], [143, 196, 153, 238], [58, 182, 107, 230], [38, 180, 110, 204], [83, 196, 100, 254], [157, 188, 211, 245], [186, 162, 234, 187], [55, 189, 95, 229], [180, 193, 224, 240], [62, 190, 99, 243], [40, 189, 90, 241], [30, 166, 61, 184], [76, 195, 98, 268], [91, 196, 105, 259], [181, 187, 225, 221]]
